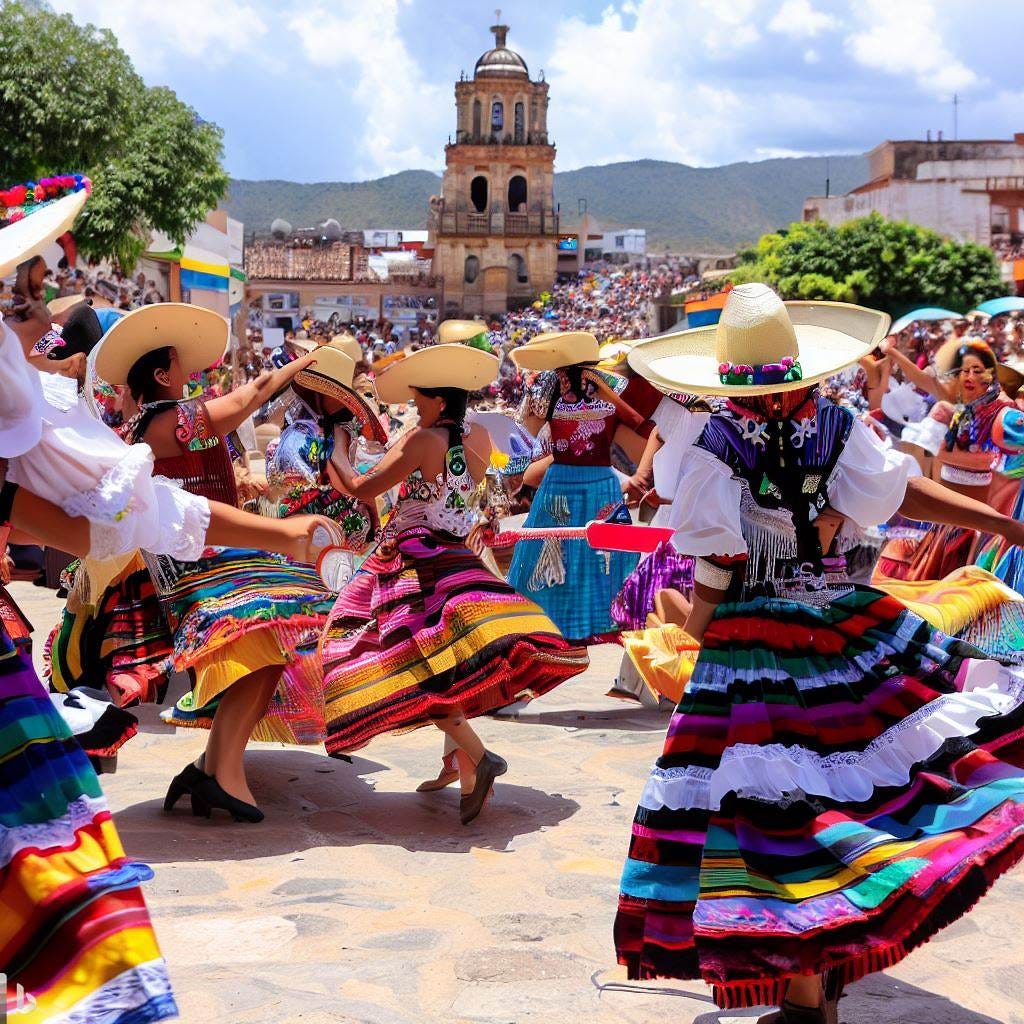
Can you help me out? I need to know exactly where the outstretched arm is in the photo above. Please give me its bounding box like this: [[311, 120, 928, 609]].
[[202, 353, 318, 438], [900, 475, 1024, 545], [880, 340, 953, 402], [7, 489, 92, 555], [327, 427, 423, 503]]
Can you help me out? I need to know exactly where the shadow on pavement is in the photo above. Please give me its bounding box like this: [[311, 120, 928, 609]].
[[114, 747, 580, 861], [511, 705, 670, 732], [691, 972, 1009, 1024]]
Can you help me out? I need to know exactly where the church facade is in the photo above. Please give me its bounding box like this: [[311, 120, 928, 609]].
[[430, 20, 559, 316]]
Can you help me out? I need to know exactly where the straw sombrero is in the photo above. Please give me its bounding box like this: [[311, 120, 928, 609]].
[[512, 331, 600, 371], [293, 346, 387, 443], [330, 332, 362, 363], [628, 283, 890, 397], [48, 294, 88, 317], [437, 319, 488, 344], [0, 182, 89, 278], [374, 343, 499, 404], [94, 303, 229, 385]]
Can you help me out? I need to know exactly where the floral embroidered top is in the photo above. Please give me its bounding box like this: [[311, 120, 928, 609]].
[[124, 397, 238, 506], [266, 411, 376, 552], [523, 369, 630, 467], [382, 444, 478, 541], [655, 392, 920, 597]]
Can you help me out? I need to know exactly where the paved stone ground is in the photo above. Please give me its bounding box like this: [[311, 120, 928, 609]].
[[13, 580, 1024, 1024]]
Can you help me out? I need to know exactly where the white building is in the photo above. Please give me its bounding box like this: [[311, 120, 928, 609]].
[[804, 134, 1024, 251]]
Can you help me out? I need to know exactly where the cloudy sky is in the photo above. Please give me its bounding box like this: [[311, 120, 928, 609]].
[[51, 0, 1023, 182]]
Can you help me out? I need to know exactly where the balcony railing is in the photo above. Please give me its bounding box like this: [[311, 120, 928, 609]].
[[452, 131, 551, 146], [435, 210, 560, 237]]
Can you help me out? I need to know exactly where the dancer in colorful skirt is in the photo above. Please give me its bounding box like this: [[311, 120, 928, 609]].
[[320, 328, 589, 824], [1, 178, 178, 1021], [507, 331, 646, 642], [90, 304, 346, 823], [875, 337, 1024, 581], [614, 283, 1024, 1021], [264, 339, 384, 544]]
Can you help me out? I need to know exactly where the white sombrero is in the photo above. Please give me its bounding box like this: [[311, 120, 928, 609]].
[[628, 283, 890, 397], [293, 345, 388, 443], [94, 303, 229, 385], [511, 331, 600, 371], [374, 343, 499, 404], [0, 188, 88, 279]]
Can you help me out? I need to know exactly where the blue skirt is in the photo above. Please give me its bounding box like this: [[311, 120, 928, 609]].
[[508, 463, 638, 641]]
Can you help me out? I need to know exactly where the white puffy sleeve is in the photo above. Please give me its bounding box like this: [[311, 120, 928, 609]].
[[0, 321, 47, 457], [656, 445, 746, 557], [651, 398, 709, 502], [828, 418, 921, 529]]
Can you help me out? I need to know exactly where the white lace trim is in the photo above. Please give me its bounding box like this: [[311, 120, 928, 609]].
[[47, 959, 175, 1024], [1, 795, 108, 866], [640, 658, 1024, 811], [63, 443, 154, 524], [150, 476, 211, 561]]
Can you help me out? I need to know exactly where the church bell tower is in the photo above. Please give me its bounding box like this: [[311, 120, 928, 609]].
[[429, 16, 558, 315]]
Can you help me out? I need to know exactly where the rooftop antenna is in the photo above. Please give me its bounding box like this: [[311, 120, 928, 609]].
[[953, 93, 959, 140]]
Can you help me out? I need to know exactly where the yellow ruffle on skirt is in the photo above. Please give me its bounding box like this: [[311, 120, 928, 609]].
[[621, 625, 701, 705], [874, 565, 1021, 635], [189, 628, 290, 708]]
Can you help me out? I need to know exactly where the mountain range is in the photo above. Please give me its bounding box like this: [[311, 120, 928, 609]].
[[221, 154, 869, 253]]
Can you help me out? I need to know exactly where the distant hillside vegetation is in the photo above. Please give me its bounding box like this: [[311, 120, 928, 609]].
[[222, 154, 868, 252]]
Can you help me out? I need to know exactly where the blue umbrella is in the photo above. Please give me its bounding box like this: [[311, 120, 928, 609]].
[[890, 307, 963, 335], [977, 296, 1024, 317]]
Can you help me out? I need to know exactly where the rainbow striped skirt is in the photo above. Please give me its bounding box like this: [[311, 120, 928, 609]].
[[615, 585, 1024, 1009], [1, 631, 176, 1022], [320, 526, 589, 755]]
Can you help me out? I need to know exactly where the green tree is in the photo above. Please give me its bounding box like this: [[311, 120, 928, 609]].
[[722, 213, 1005, 314], [0, 1, 228, 266]]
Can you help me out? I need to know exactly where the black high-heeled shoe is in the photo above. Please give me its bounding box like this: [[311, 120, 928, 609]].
[[460, 750, 507, 826], [190, 775, 265, 823], [163, 761, 210, 813]]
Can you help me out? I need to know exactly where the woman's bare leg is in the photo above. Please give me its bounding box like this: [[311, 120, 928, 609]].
[[786, 974, 823, 1008], [435, 710, 486, 795], [654, 588, 692, 627], [202, 665, 283, 805]]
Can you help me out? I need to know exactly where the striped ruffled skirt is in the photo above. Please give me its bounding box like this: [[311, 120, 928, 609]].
[[320, 526, 589, 755], [1, 632, 176, 1023], [615, 585, 1024, 1009]]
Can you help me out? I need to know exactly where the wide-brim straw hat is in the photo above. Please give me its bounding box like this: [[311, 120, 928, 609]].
[[330, 332, 362, 363], [48, 294, 88, 317], [628, 283, 890, 397], [512, 331, 601, 371], [293, 346, 387, 443], [438, 319, 489, 344], [0, 188, 88, 279], [94, 303, 229, 385], [933, 336, 998, 377], [374, 343, 499, 405]]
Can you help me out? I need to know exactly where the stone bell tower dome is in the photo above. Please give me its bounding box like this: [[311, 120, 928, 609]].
[[429, 16, 558, 316]]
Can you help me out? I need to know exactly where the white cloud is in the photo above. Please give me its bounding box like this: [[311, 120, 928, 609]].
[[768, 0, 838, 39], [50, 0, 268, 74], [845, 0, 978, 97], [804, 48, 821, 63], [287, 0, 447, 177]]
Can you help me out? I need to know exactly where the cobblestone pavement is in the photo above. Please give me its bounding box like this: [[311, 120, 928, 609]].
[[13, 581, 1024, 1024]]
